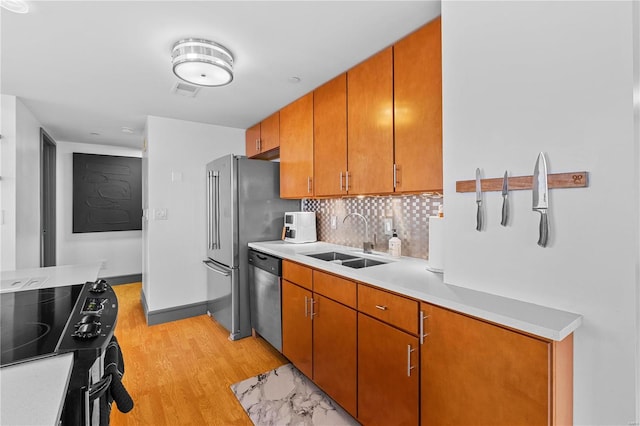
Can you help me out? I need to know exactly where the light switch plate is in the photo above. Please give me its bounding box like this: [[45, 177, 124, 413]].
[[383, 218, 393, 235]]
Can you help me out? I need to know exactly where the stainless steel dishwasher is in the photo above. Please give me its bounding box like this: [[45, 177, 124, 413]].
[[248, 249, 283, 352]]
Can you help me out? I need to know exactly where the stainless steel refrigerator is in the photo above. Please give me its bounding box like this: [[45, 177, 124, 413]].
[[203, 154, 299, 340]]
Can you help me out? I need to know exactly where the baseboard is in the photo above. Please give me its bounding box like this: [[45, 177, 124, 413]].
[[142, 298, 208, 326], [99, 273, 142, 286]]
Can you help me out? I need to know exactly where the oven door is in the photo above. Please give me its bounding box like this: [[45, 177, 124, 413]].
[[203, 259, 238, 339]]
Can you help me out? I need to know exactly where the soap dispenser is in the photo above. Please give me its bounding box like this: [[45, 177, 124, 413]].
[[388, 229, 402, 258]]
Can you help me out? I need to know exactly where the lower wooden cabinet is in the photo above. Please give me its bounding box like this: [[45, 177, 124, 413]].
[[420, 302, 573, 426], [358, 313, 419, 426], [281, 279, 312, 378], [313, 294, 357, 417]]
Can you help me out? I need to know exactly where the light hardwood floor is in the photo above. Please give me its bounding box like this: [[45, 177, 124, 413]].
[[110, 282, 288, 425]]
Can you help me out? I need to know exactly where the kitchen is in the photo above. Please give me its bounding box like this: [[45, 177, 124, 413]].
[[1, 1, 639, 425]]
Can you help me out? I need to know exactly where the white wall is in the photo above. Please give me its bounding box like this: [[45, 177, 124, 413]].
[[441, 2, 638, 424], [1, 95, 42, 271], [56, 141, 142, 277], [1, 95, 18, 271], [143, 116, 244, 312]]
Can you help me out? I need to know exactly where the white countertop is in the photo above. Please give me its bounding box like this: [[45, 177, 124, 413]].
[[1, 263, 101, 425], [249, 241, 582, 341], [0, 353, 75, 426], [1, 262, 101, 293]]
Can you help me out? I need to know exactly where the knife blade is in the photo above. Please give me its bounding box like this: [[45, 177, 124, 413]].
[[475, 168, 482, 231], [500, 170, 509, 226], [532, 153, 549, 247]]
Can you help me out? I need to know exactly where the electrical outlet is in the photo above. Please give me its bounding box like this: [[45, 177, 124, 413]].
[[154, 208, 168, 220], [383, 218, 393, 235], [330, 215, 338, 230]]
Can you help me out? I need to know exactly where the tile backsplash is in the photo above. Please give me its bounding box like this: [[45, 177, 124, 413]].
[[303, 195, 443, 260]]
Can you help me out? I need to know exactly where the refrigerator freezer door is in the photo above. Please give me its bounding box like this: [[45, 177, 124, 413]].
[[203, 258, 239, 339]]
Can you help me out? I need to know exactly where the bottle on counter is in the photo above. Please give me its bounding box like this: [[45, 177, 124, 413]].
[[388, 229, 402, 258]]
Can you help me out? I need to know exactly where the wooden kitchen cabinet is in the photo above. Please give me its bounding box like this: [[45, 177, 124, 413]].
[[313, 294, 357, 417], [394, 17, 443, 193], [245, 112, 280, 160], [420, 302, 573, 426], [281, 279, 312, 378], [281, 261, 357, 417], [347, 47, 394, 195], [358, 313, 419, 425], [280, 93, 314, 198], [313, 73, 348, 197]]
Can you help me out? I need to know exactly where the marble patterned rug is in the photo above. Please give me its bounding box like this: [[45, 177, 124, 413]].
[[230, 363, 359, 425]]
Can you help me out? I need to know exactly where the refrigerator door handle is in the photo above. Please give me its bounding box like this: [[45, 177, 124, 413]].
[[213, 170, 221, 250], [202, 260, 231, 276], [206, 171, 212, 250]]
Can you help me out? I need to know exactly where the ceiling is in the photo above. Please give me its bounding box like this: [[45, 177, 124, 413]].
[[1, 1, 440, 149]]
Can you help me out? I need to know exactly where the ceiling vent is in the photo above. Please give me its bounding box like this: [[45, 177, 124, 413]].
[[172, 81, 201, 98]]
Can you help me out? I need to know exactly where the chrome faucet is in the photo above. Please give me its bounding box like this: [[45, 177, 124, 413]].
[[343, 212, 374, 254]]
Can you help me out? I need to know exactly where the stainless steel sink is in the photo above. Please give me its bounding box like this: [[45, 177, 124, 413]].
[[341, 258, 388, 269], [305, 251, 359, 262], [304, 251, 389, 268]]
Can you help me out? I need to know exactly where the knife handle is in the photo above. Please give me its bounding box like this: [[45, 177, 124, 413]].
[[538, 211, 549, 247], [500, 197, 508, 227], [476, 202, 482, 232]]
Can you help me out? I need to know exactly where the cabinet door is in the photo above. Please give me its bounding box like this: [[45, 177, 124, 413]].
[[358, 313, 419, 425], [282, 280, 312, 378], [260, 112, 280, 153], [280, 93, 314, 198], [347, 47, 394, 195], [421, 303, 550, 426], [313, 295, 357, 417], [314, 73, 348, 197], [245, 122, 261, 158], [394, 18, 443, 193]]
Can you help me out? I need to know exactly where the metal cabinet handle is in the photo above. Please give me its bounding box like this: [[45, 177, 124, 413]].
[[310, 298, 317, 318], [345, 171, 350, 191], [375, 305, 387, 311], [339, 172, 344, 191], [304, 296, 308, 317], [420, 311, 429, 345], [407, 344, 416, 377], [393, 164, 398, 189]]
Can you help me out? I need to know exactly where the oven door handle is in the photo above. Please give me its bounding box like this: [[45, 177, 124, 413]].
[[203, 260, 231, 276], [88, 374, 112, 402]]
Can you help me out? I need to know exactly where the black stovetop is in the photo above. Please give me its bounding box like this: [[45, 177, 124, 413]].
[[0, 284, 83, 367]]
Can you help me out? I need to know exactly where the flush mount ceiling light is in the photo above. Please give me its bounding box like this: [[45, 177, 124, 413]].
[[0, 0, 29, 13], [171, 38, 234, 87]]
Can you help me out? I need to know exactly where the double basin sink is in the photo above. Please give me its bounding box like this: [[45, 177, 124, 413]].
[[304, 251, 389, 269]]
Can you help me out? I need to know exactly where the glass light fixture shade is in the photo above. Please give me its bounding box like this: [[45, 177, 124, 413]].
[[171, 39, 234, 87], [0, 0, 29, 13]]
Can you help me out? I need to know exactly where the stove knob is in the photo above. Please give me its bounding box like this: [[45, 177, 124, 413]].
[[72, 322, 101, 339], [75, 315, 101, 327], [89, 279, 108, 293]]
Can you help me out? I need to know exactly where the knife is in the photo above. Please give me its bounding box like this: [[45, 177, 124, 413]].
[[500, 170, 509, 226], [475, 168, 482, 231], [532, 153, 549, 247]]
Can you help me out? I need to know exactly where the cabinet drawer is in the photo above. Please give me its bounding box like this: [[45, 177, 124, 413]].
[[357, 284, 418, 334], [313, 270, 356, 308], [282, 260, 313, 290]]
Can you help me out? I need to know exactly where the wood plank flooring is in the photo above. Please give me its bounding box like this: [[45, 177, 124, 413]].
[[110, 283, 288, 425]]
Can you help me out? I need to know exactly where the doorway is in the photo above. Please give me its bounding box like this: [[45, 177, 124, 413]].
[[40, 128, 56, 267]]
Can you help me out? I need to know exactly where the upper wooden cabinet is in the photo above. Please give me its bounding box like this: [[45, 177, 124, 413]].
[[280, 93, 314, 198], [347, 47, 394, 195], [420, 302, 573, 426], [245, 112, 280, 160], [314, 74, 348, 197], [394, 17, 443, 192]]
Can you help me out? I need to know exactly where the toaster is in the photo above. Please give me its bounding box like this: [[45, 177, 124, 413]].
[[283, 212, 317, 243]]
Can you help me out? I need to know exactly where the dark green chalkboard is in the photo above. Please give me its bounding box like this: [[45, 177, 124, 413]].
[[73, 153, 142, 233]]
